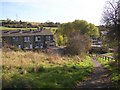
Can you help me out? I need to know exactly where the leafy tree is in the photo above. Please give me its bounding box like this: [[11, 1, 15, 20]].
[[87, 23, 99, 37], [57, 20, 99, 46], [59, 20, 99, 37], [72, 20, 89, 35], [56, 35, 64, 46], [60, 22, 74, 36]]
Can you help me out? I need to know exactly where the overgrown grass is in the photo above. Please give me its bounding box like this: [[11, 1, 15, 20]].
[[97, 57, 120, 87], [0, 26, 37, 30], [2, 50, 93, 88]]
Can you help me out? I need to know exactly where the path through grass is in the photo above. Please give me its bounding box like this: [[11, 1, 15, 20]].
[[75, 57, 114, 88]]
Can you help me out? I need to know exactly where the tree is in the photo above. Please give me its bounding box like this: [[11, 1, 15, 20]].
[[60, 20, 99, 37], [87, 23, 99, 37], [55, 35, 64, 46], [72, 20, 89, 35], [60, 22, 74, 36], [57, 20, 99, 46], [65, 31, 91, 55], [102, 0, 120, 70]]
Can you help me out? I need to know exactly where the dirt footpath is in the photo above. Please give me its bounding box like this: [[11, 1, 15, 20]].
[[75, 57, 114, 88]]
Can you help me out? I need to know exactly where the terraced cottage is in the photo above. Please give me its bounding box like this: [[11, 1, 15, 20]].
[[2, 28, 55, 50]]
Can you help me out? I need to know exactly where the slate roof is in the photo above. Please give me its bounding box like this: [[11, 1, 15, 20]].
[[2, 29, 53, 37]]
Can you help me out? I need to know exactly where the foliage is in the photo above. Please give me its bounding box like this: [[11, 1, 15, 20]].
[[56, 35, 64, 46], [97, 57, 120, 88], [59, 20, 99, 37], [60, 22, 74, 36], [65, 31, 91, 55], [56, 20, 99, 46], [87, 23, 99, 37], [1, 19, 60, 28], [102, 0, 120, 68], [2, 50, 93, 88]]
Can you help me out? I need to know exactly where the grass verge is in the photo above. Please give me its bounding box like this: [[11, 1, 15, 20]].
[[97, 57, 120, 87]]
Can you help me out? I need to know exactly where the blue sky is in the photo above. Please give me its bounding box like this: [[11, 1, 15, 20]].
[[0, 0, 107, 25]]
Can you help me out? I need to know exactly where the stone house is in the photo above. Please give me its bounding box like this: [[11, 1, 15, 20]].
[[2, 28, 55, 50]]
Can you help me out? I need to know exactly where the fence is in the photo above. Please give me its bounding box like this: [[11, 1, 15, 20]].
[[89, 54, 115, 61]]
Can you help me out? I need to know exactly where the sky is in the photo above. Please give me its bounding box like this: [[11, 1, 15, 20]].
[[0, 0, 108, 25]]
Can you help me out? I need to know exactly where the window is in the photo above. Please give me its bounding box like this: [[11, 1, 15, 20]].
[[12, 37, 18, 42], [35, 43, 43, 49], [46, 36, 51, 41], [24, 37, 30, 42], [30, 44, 33, 49], [18, 44, 21, 49], [24, 44, 32, 49], [35, 36, 41, 41], [40, 43, 43, 48], [35, 43, 39, 48], [24, 44, 29, 49]]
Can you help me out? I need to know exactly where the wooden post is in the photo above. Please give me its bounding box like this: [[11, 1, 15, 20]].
[[105, 56, 106, 61], [108, 57, 109, 61]]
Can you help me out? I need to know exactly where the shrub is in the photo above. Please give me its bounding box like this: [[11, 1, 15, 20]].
[[65, 31, 91, 55]]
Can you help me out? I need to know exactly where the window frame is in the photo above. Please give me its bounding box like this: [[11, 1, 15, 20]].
[[35, 43, 43, 49], [24, 36, 30, 42], [12, 37, 18, 42], [35, 36, 41, 42], [46, 36, 51, 41]]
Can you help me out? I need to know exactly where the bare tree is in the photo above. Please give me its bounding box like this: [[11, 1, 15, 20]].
[[102, 0, 120, 70], [65, 31, 91, 55], [103, 0, 120, 25]]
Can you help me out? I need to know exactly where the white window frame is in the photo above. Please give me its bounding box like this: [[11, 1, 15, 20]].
[[35, 43, 43, 49], [24, 44, 29, 49], [40, 43, 43, 49], [12, 37, 18, 42], [24, 37, 30, 42], [18, 44, 21, 49], [35, 43, 40, 49], [35, 46, 39, 49], [30, 44, 33, 49], [24, 46, 29, 49]]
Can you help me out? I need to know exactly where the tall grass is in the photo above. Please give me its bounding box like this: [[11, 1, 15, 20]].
[[2, 50, 93, 88]]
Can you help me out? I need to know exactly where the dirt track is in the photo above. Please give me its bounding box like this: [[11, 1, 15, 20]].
[[75, 57, 114, 88]]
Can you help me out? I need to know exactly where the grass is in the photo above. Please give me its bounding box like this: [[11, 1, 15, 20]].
[[97, 57, 120, 87], [0, 26, 58, 35], [2, 50, 93, 88], [0, 26, 58, 31], [0, 26, 37, 30], [43, 27, 58, 34]]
